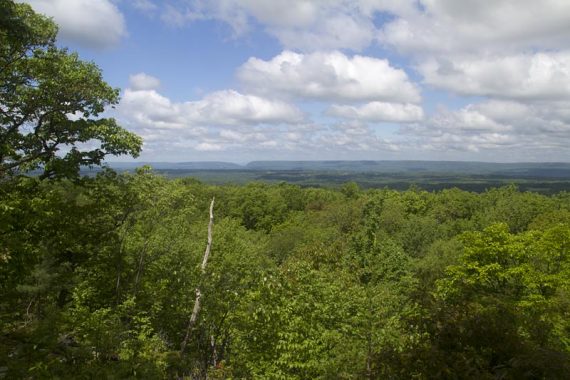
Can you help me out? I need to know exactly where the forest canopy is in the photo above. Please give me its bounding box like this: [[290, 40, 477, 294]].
[[2, 170, 570, 378]]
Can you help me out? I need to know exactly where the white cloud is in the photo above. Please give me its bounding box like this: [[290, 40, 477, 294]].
[[157, 1, 570, 54], [119, 88, 304, 129], [429, 106, 512, 134], [129, 73, 161, 91], [220, 0, 319, 29], [192, 90, 305, 125], [219, 129, 249, 142], [418, 52, 570, 100], [117, 85, 310, 156], [400, 100, 570, 157], [195, 142, 224, 151], [158, 0, 418, 51], [115, 77, 413, 158], [83, 0, 570, 161], [380, 0, 570, 54], [322, 121, 402, 152], [22, 0, 126, 49], [268, 14, 375, 52], [327, 102, 423, 123], [473, 100, 533, 122], [370, 1, 570, 159], [238, 50, 420, 103]]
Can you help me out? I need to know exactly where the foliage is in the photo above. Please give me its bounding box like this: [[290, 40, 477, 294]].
[[0, 0, 142, 179], [2, 168, 570, 378]]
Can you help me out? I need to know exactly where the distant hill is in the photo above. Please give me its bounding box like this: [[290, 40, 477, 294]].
[[92, 160, 570, 193], [100, 160, 570, 177], [245, 160, 570, 176]]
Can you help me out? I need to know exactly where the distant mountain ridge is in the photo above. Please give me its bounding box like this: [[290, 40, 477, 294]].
[[244, 160, 570, 175], [104, 160, 570, 177]]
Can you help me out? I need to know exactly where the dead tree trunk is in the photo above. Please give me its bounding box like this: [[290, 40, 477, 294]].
[[180, 197, 215, 354]]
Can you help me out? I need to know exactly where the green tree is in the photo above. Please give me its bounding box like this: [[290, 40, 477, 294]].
[[0, 0, 141, 179], [340, 181, 360, 199], [432, 223, 570, 378]]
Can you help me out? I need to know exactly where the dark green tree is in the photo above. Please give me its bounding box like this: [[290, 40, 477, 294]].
[[0, 0, 142, 179]]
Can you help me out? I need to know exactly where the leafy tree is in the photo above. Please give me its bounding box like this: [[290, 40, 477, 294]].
[[432, 223, 570, 378], [340, 181, 360, 199], [430, 188, 480, 223], [0, 0, 141, 179], [475, 185, 553, 232]]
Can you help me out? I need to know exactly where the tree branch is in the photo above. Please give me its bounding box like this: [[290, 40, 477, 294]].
[[180, 197, 215, 354]]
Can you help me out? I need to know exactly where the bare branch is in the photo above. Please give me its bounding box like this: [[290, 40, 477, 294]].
[[180, 197, 215, 354]]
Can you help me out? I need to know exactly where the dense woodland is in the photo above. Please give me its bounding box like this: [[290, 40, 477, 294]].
[[2, 1, 570, 379], [2, 172, 570, 379]]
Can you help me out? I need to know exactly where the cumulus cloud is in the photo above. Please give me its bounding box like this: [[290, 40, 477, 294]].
[[322, 121, 402, 152], [372, 0, 570, 160], [238, 50, 420, 103], [400, 100, 570, 158], [155, 1, 570, 54], [120, 88, 304, 129], [373, 0, 570, 109], [22, 0, 126, 49], [267, 14, 376, 52], [116, 85, 312, 156], [146, 1, 570, 161], [380, 0, 570, 54], [152, 0, 423, 51], [327, 102, 424, 123], [129, 73, 161, 91], [114, 76, 412, 158], [195, 142, 224, 152], [101, 1, 570, 160], [418, 52, 570, 100]]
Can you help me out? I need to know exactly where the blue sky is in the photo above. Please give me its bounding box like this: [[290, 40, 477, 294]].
[[22, 0, 570, 163]]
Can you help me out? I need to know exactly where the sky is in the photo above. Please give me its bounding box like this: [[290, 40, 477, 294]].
[[20, 0, 570, 163]]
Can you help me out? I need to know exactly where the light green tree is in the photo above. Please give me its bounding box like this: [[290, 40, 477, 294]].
[[433, 223, 570, 378]]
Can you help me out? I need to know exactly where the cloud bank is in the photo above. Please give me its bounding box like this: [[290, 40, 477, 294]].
[[111, 0, 570, 160]]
